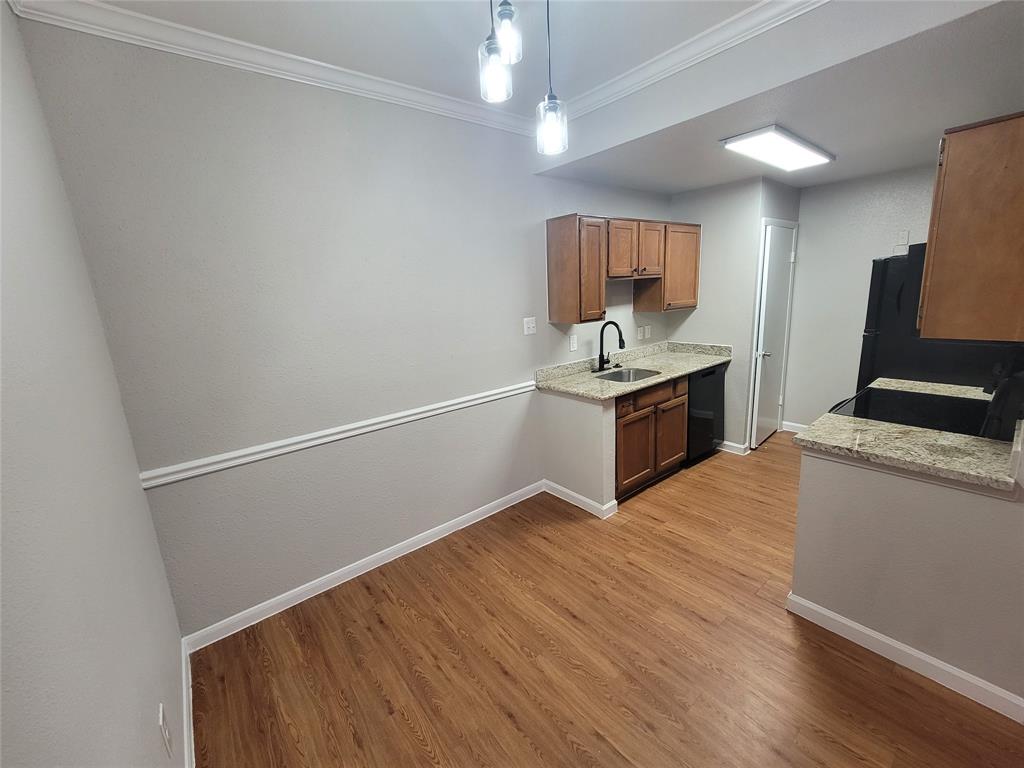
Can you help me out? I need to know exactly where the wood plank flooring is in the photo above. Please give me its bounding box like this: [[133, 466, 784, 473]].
[[191, 435, 1024, 767]]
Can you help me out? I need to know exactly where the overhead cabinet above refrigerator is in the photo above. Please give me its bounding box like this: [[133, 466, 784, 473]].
[[917, 111, 1024, 342]]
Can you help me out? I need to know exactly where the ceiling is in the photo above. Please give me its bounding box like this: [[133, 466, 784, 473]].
[[110, 0, 757, 118], [541, 1, 1024, 194]]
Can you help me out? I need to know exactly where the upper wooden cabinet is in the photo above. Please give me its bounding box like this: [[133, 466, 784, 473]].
[[634, 223, 701, 312], [547, 214, 700, 323], [917, 112, 1024, 341], [608, 219, 639, 277], [638, 222, 665, 276], [547, 214, 608, 324]]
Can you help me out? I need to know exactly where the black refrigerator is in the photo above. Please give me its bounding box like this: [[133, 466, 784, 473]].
[[856, 245, 1022, 392]]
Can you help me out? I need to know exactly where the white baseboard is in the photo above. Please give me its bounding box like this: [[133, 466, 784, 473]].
[[786, 593, 1024, 723], [718, 440, 750, 456], [183, 480, 545, 652], [781, 421, 808, 433], [542, 480, 617, 519], [182, 478, 616, 653]]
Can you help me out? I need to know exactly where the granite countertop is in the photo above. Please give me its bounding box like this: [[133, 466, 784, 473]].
[[869, 377, 991, 401], [794, 378, 1022, 492], [535, 341, 731, 401]]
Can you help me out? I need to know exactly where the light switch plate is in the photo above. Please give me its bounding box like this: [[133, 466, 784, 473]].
[[644, 325, 652, 339], [158, 703, 172, 758], [893, 244, 909, 256], [569, 334, 578, 352], [897, 229, 910, 246], [522, 317, 537, 336]]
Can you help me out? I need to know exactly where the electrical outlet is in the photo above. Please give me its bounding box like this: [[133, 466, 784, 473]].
[[569, 334, 578, 352], [897, 229, 910, 246], [644, 325, 652, 339], [893, 244, 909, 256], [158, 703, 172, 758], [522, 316, 536, 336], [637, 327, 644, 341]]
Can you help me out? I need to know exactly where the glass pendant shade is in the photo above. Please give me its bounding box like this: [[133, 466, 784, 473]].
[[536, 94, 568, 155], [478, 34, 512, 103], [495, 1, 523, 65]]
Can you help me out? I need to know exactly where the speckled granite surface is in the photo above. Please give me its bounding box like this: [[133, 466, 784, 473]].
[[535, 342, 731, 401], [794, 413, 1020, 492], [869, 377, 991, 401]]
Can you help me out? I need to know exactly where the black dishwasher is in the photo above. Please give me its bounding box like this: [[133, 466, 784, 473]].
[[688, 364, 725, 460]]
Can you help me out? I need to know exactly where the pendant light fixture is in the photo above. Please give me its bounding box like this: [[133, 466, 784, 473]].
[[478, 0, 512, 103], [495, 0, 523, 65], [536, 0, 567, 155]]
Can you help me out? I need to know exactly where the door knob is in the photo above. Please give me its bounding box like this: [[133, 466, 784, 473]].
[[762, 351, 773, 357]]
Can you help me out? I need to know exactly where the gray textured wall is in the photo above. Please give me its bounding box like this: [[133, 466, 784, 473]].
[[1, 8, 183, 765], [667, 178, 765, 446], [784, 166, 935, 426], [20, 20, 676, 634]]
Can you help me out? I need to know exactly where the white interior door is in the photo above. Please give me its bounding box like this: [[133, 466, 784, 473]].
[[751, 221, 797, 448]]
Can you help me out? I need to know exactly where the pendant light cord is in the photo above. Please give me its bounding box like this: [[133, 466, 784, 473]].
[[546, 0, 553, 94], [489, 0, 495, 34]]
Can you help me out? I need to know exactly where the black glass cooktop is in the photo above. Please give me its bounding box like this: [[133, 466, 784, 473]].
[[829, 387, 1000, 440]]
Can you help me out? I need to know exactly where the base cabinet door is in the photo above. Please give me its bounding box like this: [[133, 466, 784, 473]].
[[655, 394, 688, 472], [616, 407, 657, 495]]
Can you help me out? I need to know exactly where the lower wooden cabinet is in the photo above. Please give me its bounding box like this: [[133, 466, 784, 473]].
[[655, 394, 688, 472], [616, 377, 689, 498], [616, 407, 657, 495]]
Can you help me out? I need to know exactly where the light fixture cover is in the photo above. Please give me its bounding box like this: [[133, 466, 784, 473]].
[[536, 94, 567, 155], [495, 0, 523, 65], [478, 34, 512, 103], [722, 125, 833, 171]]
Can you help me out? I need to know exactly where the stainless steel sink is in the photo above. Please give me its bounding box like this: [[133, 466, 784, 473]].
[[595, 368, 661, 383]]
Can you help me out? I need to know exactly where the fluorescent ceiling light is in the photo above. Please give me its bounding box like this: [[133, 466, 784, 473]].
[[721, 125, 834, 171]]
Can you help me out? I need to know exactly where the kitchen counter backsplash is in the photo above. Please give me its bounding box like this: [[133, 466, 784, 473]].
[[535, 341, 732, 383]]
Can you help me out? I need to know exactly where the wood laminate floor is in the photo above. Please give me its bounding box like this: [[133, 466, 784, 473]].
[[191, 435, 1024, 767]]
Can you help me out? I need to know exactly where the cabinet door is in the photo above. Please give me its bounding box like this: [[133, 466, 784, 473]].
[[663, 224, 700, 310], [918, 113, 1024, 341], [616, 407, 656, 495], [655, 394, 688, 472], [608, 219, 639, 277], [579, 217, 608, 322], [638, 222, 665, 276]]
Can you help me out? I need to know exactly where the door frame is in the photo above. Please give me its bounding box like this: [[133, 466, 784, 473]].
[[747, 218, 799, 449]]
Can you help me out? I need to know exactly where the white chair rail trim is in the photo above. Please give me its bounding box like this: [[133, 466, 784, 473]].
[[140, 381, 536, 489]]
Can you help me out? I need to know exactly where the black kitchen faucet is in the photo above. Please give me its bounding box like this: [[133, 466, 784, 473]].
[[595, 320, 626, 372]]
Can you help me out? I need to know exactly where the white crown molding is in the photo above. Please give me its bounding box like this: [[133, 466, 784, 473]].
[[8, 0, 534, 136], [140, 380, 536, 489], [567, 0, 832, 120], [9, 0, 828, 136]]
